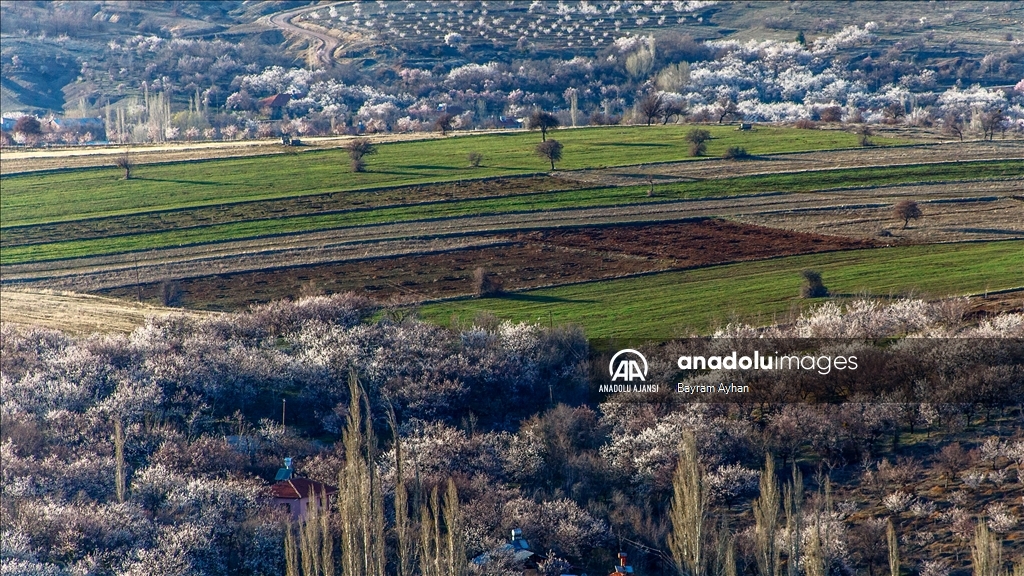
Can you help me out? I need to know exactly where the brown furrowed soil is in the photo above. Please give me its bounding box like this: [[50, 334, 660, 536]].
[[3, 179, 1015, 292], [92, 220, 873, 310]]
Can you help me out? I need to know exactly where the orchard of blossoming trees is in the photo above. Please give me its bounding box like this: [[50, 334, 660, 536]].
[[2, 294, 1022, 575], [1, 1, 1022, 145]]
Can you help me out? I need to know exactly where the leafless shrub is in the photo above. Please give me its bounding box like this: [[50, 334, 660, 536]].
[[473, 267, 504, 297], [114, 151, 135, 179], [819, 106, 843, 123], [467, 151, 483, 167], [723, 146, 750, 160], [687, 128, 711, 157], [345, 138, 377, 172], [795, 119, 818, 129]]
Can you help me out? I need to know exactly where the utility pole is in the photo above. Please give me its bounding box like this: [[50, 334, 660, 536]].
[[282, 399, 286, 428]]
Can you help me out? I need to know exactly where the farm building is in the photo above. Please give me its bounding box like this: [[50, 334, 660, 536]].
[[258, 93, 291, 119], [269, 458, 337, 521]]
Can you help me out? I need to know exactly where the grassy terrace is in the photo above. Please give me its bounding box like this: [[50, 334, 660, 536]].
[[1, 125, 890, 226], [3, 161, 1016, 265], [417, 241, 1024, 338]]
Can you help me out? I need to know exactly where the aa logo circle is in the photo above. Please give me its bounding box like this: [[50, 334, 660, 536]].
[[609, 349, 648, 382]]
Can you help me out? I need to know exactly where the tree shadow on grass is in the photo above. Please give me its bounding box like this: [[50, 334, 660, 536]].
[[495, 293, 597, 304]]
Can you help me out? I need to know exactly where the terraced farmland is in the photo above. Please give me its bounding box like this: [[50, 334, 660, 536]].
[[1, 128, 1021, 334]]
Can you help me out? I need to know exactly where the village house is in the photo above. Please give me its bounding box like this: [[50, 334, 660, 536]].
[[269, 458, 337, 522]]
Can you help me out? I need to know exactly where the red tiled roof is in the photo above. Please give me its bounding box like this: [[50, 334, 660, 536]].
[[258, 93, 292, 108], [271, 478, 338, 500]]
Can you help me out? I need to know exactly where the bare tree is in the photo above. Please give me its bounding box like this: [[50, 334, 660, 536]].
[[943, 112, 965, 141], [527, 110, 560, 141], [345, 138, 377, 172], [435, 113, 454, 136], [980, 108, 1005, 141], [754, 454, 781, 576], [639, 93, 665, 126], [338, 372, 386, 576], [887, 519, 900, 576], [536, 139, 563, 170], [883, 102, 906, 124], [662, 101, 686, 125], [113, 419, 126, 503], [784, 464, 803, 576], [893, 200, 922, 229], [971, 521, 1002, 576], [668, 431, 707, 576], [13, 115, 41, 137], [858, 126, 873, 147], [715, 97, 740, 124], [443, 479, 467, 576], [115, 150, 135, 180]]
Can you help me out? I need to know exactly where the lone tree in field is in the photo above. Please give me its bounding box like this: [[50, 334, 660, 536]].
[[528, 110, 560, 141], [536, 139, 563, 170], [801, 269, 828, 298], [858, 126, 873, 147], [435, 113, 454, 136], [345, 138, 377, 172], [894, 200, 922, 229], [114, 150, 135, 179], [686, 128, 711, 156], [638, 92, 665, 126]]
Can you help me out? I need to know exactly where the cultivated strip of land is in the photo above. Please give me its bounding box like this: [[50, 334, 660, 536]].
[[0, 125, 900, 225], [4, 178, 1020, 289], [3, 161, 1019, 264], [417, 241, 1024, 337]]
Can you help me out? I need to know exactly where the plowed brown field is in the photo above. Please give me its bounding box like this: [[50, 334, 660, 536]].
[[95, 219, 873, 310]]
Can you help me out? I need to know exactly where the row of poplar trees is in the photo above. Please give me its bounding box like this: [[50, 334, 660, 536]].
[[284, 374, 467, 576], [667, 432, 1019, 576]]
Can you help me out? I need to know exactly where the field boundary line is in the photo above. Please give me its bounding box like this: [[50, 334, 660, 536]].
[[5, 170, 1022, 265], [410, 240, 1024, 307], [4, 165, 1019, 242], [4, 158, 1020, 229]]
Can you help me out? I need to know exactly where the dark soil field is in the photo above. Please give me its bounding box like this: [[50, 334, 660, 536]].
[[96, 219, 874, 310]]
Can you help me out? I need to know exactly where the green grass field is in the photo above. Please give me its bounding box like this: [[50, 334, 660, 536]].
[[5, 160, 1015, 265], [0, 125, 900, 226], [417, 241, 1024, 337]]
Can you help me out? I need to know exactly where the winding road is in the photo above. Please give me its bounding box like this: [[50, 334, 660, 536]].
[[264, 3, 344, 66]]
